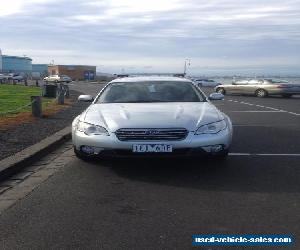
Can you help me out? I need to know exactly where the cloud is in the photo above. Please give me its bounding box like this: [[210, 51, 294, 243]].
[[0, 0, 300, 75], [0, 0, 59, 16]]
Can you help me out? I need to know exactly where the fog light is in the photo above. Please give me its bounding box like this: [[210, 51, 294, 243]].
[[210, 145, 223, 153], [81, 146, 95, 154]]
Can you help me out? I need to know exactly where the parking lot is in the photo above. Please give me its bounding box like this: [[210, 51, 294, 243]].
[[0, 85, 299, 249]]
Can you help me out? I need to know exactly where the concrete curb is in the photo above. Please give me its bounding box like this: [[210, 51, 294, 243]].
[[0, 126, 71, 181]]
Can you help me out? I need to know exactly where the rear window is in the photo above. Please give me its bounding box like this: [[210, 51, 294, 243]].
[[265, 79, 289, 84]]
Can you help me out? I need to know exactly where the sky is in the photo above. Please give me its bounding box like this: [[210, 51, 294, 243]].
[[0, 0, 300, 76]]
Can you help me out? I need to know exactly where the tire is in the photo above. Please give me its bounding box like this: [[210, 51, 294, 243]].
[[282, 94, 293, 98], [255, 89, 268, 98], [74, 147, 92, 161], [213, 149, 229, 161], [216, 87, 226, 95], [55, 80, 59, 83]]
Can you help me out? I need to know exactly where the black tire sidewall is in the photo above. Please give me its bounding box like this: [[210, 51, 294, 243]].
[[256, 89, 267, 97], [217, 88, 226, 95], [74, 147, 93, 161]]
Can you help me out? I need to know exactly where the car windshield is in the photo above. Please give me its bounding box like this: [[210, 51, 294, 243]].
[[97, 81, 206, 103]]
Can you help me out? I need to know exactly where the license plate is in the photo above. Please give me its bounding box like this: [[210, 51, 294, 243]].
[[132, 144, 173, 153]]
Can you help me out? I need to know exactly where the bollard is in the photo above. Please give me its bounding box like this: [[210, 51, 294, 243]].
[[65, 85, 70, 98], [31, 96, 42, 117], [57, 85, 64, 105]]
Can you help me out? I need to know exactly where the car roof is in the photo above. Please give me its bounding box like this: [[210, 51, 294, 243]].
[[110, 76, 192, 83]]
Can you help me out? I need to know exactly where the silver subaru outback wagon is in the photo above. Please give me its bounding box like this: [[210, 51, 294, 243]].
[[72, 76, 233, 160]]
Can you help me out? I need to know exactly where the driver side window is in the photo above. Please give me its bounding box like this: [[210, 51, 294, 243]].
[[248, 80, 262, 85], [236, 80, 248, 85]]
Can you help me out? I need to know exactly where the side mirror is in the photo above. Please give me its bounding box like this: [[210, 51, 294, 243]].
[[78, 95, 94, 102], [208, 93, 224, 101]]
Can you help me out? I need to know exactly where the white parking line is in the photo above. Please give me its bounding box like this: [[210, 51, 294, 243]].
[[233, 124, 300, 127], [226, 99, 300, 116], [233, 124, 271, 127], [287, 111, 300, 116], [229, 153, 300, 157], [239, 101, 254, 106], [230, 111, 284, 113], [229, 153, 251, 156]]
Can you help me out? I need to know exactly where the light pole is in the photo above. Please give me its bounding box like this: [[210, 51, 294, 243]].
[[183, 59, 191, 76]]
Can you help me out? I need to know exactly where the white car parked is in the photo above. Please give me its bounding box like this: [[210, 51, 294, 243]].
[[44, 75, 72, 83], [0, 74, 6, 80], [72, 76, 233, 160], [0, 73, 23, 81]]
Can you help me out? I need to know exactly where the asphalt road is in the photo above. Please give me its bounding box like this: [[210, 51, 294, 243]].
[[0, 85, 300, 250]]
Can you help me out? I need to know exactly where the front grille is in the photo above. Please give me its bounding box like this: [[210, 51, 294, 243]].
[[115, 128, 188, 141]]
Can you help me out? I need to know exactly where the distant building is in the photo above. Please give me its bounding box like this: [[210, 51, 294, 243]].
[[32, 64, 49, 79], [48, 65, 97, 81], [0, 49, 2, 72], [1, 55, 32, 75]]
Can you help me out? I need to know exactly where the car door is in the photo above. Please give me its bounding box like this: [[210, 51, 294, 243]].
[[51, 75, 58, 81], [228, 80, 249, 94], [245, 79, 262, 94]]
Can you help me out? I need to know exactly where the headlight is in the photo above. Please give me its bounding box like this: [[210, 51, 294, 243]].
[[195, 120, 227, 135], [77, 121, 109, 136]]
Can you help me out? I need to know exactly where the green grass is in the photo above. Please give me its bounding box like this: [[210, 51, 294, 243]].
[[0, 84, 53, 116]]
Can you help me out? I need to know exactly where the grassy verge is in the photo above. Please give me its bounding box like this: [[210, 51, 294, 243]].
[[0, 84, 54, 116], [0, 84, 73, 129]]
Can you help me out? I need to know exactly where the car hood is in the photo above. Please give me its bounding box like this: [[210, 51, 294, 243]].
[[82, 102, 223, 132]]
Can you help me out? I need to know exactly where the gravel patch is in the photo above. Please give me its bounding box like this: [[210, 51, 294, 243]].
[[0, 90, 89, 161]]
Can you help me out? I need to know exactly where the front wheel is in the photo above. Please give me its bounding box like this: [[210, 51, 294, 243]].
[[216, 87, 226, 95], [74, 147, 92, 161], [255, 89, 268, 98], [213, 149, 229, 161], [282, 94, 293, 98]]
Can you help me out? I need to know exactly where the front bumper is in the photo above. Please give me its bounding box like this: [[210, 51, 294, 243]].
[[76, 146, 228, 158], [72, 126, 232, 157]]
